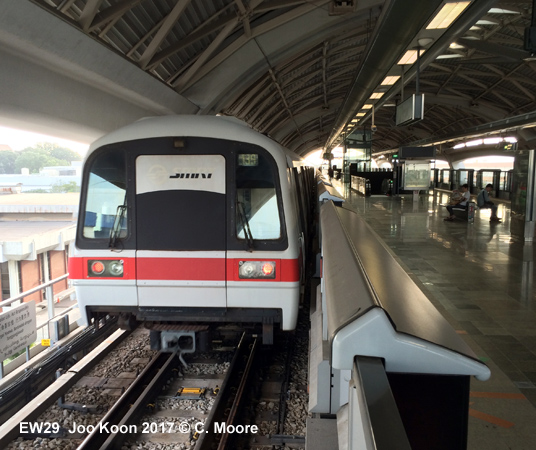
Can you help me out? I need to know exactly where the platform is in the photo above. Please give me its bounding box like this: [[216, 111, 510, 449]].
[[339, 188, 536, 450]]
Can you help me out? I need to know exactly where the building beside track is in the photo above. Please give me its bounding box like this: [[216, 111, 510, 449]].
[[0, 193, 77, 305]]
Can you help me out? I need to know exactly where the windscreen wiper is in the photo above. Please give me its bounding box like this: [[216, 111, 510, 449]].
[[109, 204, 127, 250], [236, 200, 254, 252]]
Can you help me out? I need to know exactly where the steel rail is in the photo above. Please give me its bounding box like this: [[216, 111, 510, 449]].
[[195, 333, 257, 450], [217, 337, 258, 449], [0, 328, 129, 448], [77, 351, 179, 450]]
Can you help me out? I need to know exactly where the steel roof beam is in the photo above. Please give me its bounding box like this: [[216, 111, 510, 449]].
[[460, 38, 530, 61], [176, 0, 330, 93], [138, 0, 193, 69], [88, 0, 144, 33], [79, 0, 104, 31], [173, 19, 239, 90], [267, 68, 302, 136], [146, 12, 238, 71], [126, 17, 164, 58], [234, 0, 252, 37], [59, 0, 77, 14], [145, 0, 265, 72], [234, 79, 274, 117], [255, 0, 309, 13]]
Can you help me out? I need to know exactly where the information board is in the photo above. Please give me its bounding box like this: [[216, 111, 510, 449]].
[[0, 301, 36, 361], [403, 163, 431, 190]]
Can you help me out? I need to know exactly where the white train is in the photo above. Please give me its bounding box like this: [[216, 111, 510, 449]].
[[68, 116, 312, 343]]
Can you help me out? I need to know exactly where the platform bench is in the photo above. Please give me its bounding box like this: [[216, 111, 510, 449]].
[[441, 201, 476, 223]]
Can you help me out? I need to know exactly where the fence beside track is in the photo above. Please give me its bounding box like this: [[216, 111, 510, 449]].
[[0, 329, 129, 448]]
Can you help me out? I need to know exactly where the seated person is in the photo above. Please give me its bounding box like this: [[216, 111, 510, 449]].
[[477, 183, 501, 222], [444, 184, 470, 221]]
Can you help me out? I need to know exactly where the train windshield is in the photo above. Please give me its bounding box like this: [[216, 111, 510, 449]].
[[82, 149, 128, 240], [236, 152, 281, 240]]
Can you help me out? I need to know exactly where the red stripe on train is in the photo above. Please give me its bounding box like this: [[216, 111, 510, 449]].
[[68, 257, 299, 282], [138, 257, 225, 280]]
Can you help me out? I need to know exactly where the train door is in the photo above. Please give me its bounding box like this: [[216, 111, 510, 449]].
[[135, 154, 227, 309]]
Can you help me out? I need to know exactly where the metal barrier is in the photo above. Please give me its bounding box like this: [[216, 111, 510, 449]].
[[0, 274, 75, 379], [351, 175, 371, 196], [318, 179, 345, 205], [309, 201, 490, 450]]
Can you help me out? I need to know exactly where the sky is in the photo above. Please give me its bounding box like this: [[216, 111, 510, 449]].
[[0, 126, 89, 156]]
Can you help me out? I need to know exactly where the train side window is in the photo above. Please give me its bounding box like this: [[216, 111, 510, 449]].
[[82, 149, 127, 240], [236, 152, 281, 240]]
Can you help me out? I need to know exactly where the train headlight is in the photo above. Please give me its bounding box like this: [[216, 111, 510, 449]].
[[90, 261, 105, 275], [261, 263, 274, 276], [87, 260, 124, 277], [238, 261, 276, 279], [109, 260, 124, 276]]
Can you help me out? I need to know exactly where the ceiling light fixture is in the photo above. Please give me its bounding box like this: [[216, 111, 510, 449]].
[[381, 75, 400, 85], [398, 49, 426, 65], [436, 54, 464, 59], [426, 2, 471, 30], [370, 92, 385, 99], [488, 8, 520, 15]]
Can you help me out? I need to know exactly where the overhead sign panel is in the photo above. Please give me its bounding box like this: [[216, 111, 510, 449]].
[[399, 146, 436, 158], [396, 94, 424, 126]]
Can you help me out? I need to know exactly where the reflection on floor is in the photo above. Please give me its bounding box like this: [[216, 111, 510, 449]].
[[342, 189, 536, 450]]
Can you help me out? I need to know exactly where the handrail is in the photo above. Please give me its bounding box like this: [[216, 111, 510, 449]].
[[1, 274, 74, 379], [0, 274, 68, 308]]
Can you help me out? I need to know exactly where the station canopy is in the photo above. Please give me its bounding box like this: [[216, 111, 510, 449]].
[[29, 0, 536, 158]]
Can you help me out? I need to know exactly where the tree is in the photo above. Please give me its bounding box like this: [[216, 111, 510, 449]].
[[51, 181, 80, 193], [14, 142, 79, 174], [14, 150, 49, 174], [0, 150, 17, 174], [31, 142, 81, 162], [49, 146, 82, 163]]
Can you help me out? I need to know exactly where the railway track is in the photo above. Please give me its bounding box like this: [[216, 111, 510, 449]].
[[0, 317, 118, 425], [83, 333, 255, 450], [1, 319, 310, 450], [196, 333, 258, 450], [78, 351, 180, 449], [0, 328, 155, 450]]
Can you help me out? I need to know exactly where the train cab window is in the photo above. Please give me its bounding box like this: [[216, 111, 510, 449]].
[[82, 149, 128, 240], [236, 152, 281, 240]]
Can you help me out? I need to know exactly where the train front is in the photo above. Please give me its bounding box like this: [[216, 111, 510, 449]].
[[68, 117, 301, 340]]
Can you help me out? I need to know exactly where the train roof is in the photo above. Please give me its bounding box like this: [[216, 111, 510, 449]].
[[86, 115, 304, 165]]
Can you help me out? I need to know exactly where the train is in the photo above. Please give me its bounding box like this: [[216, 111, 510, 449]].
[[68, 115, 314, 346]]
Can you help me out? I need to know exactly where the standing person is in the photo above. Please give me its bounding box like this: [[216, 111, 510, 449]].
[[444, 184, 470, 221], [477, 184, 502, 222], [327, 166, 334, 181]]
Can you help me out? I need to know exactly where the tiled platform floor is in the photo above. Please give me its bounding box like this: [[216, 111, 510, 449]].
[[342, 188, 536, 450]]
